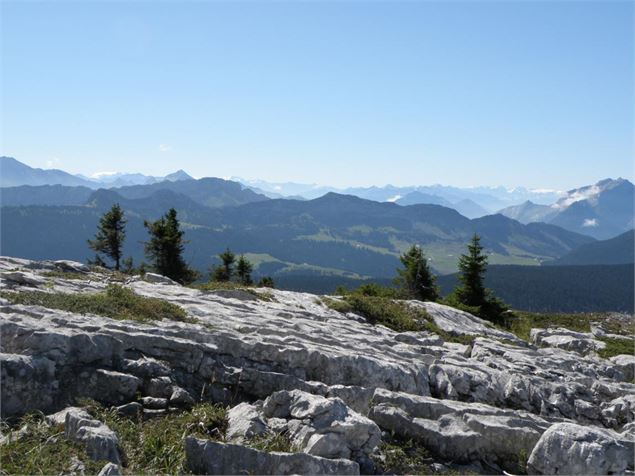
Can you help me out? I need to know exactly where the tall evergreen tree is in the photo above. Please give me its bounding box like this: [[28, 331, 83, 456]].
[[144, 208, 197, 284], [455, 234, 488, 307], [211, 248, 236, 282], [87, 204, 126, 270], [236, 255, 253, 285], [395, 244, 439, 301]]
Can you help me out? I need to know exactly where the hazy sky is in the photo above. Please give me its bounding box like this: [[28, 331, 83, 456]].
[[1, 1, 633, 189]]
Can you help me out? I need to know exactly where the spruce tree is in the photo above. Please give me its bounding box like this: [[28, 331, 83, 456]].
[[87, 204, 126, 270], [395, 244, 439, 301], [143, 208, 198, 284], [236, 255, 253, 285], [211, 248, 236, 282], [257, 276, 275, 288], [455, 234, 488, 307]]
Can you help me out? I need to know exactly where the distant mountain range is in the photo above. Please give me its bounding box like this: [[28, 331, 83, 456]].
[[1, 186, 593, 277], [234, 177, 565, 216], [0, 156, 192, 189], [499, 178, 634, 239], [1, 156, 632, 279]]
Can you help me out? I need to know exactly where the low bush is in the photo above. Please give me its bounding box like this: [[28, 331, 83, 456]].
[[0, 285, 192, 323]]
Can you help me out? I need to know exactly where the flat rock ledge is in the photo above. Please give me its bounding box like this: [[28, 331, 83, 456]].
[[1, 256, 634, 475], [185, 438, 360, 475]]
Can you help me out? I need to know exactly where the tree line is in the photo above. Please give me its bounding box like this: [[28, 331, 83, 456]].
[[343, 235, 508, 323], [89, 204, 505, 321], [88, 204, 273, 287]]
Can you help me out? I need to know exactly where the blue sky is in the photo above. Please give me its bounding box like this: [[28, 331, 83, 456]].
[[1, 1, 633, 189]]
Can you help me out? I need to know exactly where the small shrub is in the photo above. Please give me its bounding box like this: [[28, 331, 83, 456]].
[[0, 413, 107, 475], [0, 285, 192, 323], [372, 436, 433, 474]]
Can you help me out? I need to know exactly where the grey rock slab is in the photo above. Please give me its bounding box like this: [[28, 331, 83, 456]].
[[530, 327, 607, 356], [143, 273, 178, 285], [261, 390, 381, 461], [65, 408, 120, 464], [527, 422, 634, 475], [611, 354, 635, 382], [414, 301, 523, 343], [97, 462, 121, 476], [184, 438, 359, 475], [226, 402, 268, 442]]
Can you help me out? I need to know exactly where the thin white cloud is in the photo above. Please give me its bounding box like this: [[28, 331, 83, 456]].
[[90, 171, 118, 178], [582, 218, 598, 227], [45, 157, 61, 168], [159, 144, 171, 152]]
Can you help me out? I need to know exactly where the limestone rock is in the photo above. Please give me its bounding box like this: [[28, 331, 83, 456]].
[[64, 408, 120, 464], [611, 354, 635, 382], [261, 390, 381, 462], [527, 422, 634, 475], [143, 273, 178, 285], [97, 462, 121, 476], [184, 438, 359, 475], [369, 388, 551, 472], [226, 402, 268, 442], [530, 328, 607, 356]]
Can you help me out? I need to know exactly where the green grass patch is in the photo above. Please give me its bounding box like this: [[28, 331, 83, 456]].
[[324, 295, 474, 344], [84, 401, 228, 475], [193, 281, 274, 302], [245, 432, 298, 453], [0, 285, 193, 323], [598, 337, 634, 359], [326, 295, 425, 333], [0, 413, 107, 475], [41, 270, 88, 280], [372, 436, 433, 475], [501, 311, 634, 342]]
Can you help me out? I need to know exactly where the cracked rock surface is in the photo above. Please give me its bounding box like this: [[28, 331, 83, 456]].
[[1, 256, 633, 475]]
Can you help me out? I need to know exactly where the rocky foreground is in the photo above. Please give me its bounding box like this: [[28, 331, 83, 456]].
[[1, 256, 634, 475]]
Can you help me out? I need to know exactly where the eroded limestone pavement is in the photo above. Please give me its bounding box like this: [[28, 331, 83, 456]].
[[1, 256, 634, 475]]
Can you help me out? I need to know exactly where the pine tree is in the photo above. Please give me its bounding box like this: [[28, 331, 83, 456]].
[[395, 244, 439, 301], [257, 276, 275, 288], [87, 204, 126, 270], [143, 208, 198, 284], [236, 255, 253, 285], [455, 234, 488, 307], [211, 248, 236, 282]]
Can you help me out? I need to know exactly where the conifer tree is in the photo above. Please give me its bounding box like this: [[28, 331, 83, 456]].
[[211, 248, 236, 282], [87, 204, 126, 270], [257, 276, 275, 288], [395, 244, 439, 301], [236, 255, 253, 285], [143, 208, 198, 284], [455, 234, 488, 307]]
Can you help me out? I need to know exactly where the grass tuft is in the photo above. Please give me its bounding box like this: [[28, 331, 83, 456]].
[[41, 270, 88, 280], [245, 432, 298, 453], [598, 337, 634, 359], [0, 284, 193, 323], [192, 281, 275, 302], [324, 295, 474, 344], [0, 412, 107, 475], [85, 401, 228, 475]]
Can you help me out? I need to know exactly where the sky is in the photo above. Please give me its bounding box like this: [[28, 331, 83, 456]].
[[1, 0, 633, 189]]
